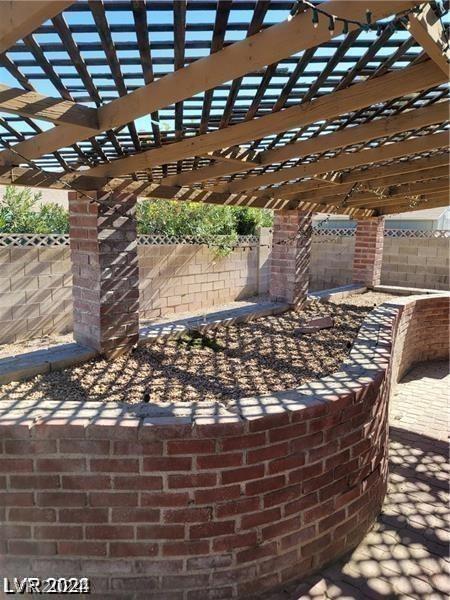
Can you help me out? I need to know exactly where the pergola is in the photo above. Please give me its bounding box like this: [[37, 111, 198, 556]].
[[0, 0, 448, 355]]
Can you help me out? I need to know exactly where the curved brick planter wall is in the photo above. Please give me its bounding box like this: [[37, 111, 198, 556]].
[[1, 294, 448, 599]]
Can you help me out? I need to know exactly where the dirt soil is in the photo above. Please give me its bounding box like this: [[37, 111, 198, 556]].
[[0, 297, 378, 406]]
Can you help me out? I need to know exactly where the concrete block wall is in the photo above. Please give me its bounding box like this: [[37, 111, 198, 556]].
[[0, 247, 72, 344], [310, 235, 355, 292], [0, 241, 266, 345], [139, 244, 260, 322], [381, 237, 450, 291]]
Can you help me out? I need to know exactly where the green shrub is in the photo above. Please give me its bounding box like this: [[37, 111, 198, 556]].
[[0, 188, 273, 244], [0, 186, 69, 234]]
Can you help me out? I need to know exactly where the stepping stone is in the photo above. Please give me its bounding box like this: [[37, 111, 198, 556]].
[[296, 315, 334, 334]]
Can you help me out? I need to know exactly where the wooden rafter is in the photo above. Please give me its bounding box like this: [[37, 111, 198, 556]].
[[217, 131, 449, 195], [0, 1, 74, 54], [408, 3, 450, 76], [158, 100, 449, 188], [78, 60, 447, 179]]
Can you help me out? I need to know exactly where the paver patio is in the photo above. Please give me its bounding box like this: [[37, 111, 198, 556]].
[[265, 359, 450, 600]]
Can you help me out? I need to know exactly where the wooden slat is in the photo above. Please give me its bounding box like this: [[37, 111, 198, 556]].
[[219, 0, 270, 129], [89, 0, 141, 153], [408, 3, 450, 75], [0, 84, 98, 129], [0, 1, 74, 54], [380, 195, 450, 215], [82, 60, 446, 179]]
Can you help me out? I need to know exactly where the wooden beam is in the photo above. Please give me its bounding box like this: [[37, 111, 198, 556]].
[[0, 84, 99, 129], [379, 195, 450, 215], [293, 165, 450, 203], [408, 3, 450, 76], [226, 131, 449, 195], [0, 1, 74, 54], [81, 60, 447, 179], [158, 99, 449, 189]]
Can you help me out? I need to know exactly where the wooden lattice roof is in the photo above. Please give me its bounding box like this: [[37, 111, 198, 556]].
[[0, 0, 448, 218]]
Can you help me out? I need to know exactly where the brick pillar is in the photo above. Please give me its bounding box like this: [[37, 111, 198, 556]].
[[270, 210, 312, 306], [352, 217, 385, 287], [69, 190, 139, 356]]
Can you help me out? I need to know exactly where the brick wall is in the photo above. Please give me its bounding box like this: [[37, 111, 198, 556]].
[[6, 294, 446, 597], [0, 241, 267, 345]]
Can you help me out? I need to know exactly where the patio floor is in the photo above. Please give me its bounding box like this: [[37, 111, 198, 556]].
[[268, 359, 450, 600]]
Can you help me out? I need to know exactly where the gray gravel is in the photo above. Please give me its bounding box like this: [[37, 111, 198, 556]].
[[0, 298, 372, 406]]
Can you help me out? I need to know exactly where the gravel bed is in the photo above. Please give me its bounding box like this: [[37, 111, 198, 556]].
[[0, 299, 372, 406], [327, 291, 398, 307]]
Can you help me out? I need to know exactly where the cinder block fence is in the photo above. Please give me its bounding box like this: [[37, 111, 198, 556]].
[[0, 228, 448, 345]]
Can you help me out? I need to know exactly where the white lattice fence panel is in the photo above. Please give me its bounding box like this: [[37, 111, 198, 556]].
[[137, 234, 259, 246], [384, 229, 450, 238], [0, 234, 70, 247]]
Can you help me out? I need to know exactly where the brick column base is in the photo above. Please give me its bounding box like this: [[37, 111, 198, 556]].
[[270, 210, 312, 306], [352, 217, 385, 287], [69, 190, 139, 357]]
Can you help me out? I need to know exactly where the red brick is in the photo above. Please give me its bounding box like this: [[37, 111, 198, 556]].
[[5, 440, 56, 454], [285, 492, 318, 516], [36, 492, 87, 507], [86, 525, 134, 539], [167, 440, 215, 455], [268, 422, 307, 443], [241, 507, 281, 530], [291, 432, 323, 453], [212, 531, 257, 552], [137, 525, 184, 540], [162, 540, 209, 556], [110, 542, 158, 557], [143, 457, 192, 472], [221, 433, 266, 451], [318, 508, 346, 533], [168, 473, 216, 489], [194, 485, 241, 504], [247, 442, 289, 464], [60, 440, 110, 454], [0, 524, 31, 539], [262, 515, 301, 541], [221, 464, 264, 485], [9, 475, 59, 490], [141, 492, 189, 508], [9, 507, 56, 522], [59, 508, 108, 523], [113, 441, 163, 455], [113, 476, 162, 490], [268, 452, 306, 474], [216, 497, 259, 519], [36, 458, 85, 472], [9, 540, 56, 556], [196, 453, 242, 470], [61, 475, 111, 490], [34, 525, 82, 540], [90, 458, 139, 473], [248, 411, 290, 432], [189, 521, 235, 539], [245, 474, 285, 496], [237, 541, 277, 564], [263, 484, 302, 509], [0, 458, 33, 472], [303, 499, 334, 524], [111, 508, 160, 523], [280, 524, 316, 551], [90, 492, 138, 507], [0, 492, 33, 506], [164, 508, 211, 524], [58, 541, 107, 556]]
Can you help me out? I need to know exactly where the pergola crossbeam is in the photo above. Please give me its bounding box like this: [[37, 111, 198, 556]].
[[408, 3, 450, 76]]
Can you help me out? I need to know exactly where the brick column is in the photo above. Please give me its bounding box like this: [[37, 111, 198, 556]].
[[352, 217, 385, 287], [69, 190, 139, 357], [270, 210, 312, 306]]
